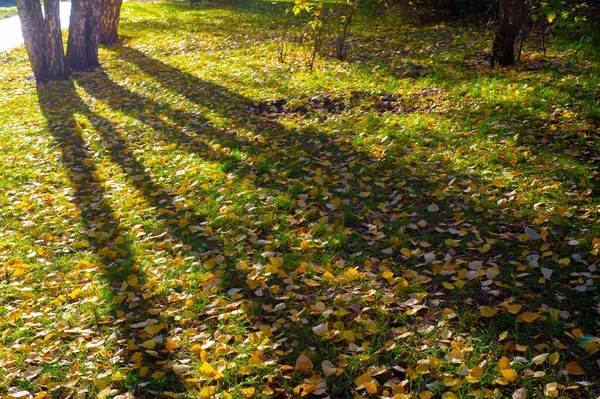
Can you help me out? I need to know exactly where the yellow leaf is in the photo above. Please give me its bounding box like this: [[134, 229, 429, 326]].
[[442, 392, 457, 399], [565, 361, 585, 375], [355, 371, 376, 388], [506, 304, 522, 314], [12, 268, 26, 278], [34, 393, 50, 399], [444, 377, 459, 386], [480, 243, 491, 253], [112, 371, 125, 381], [178, 218, 189, 229], [199, 362, 217, 377], [401, 247, 412, 257], [343, 268, 359, 281], [131, 352, 143, 363], [266, 257, 284, 274], [442, 282, 455, 290], [329, 197, 342, 210], [549, 352, 560, 365], [295, 354, 313, 373], [558, 258, 570, 266], [8, 309, 22, 323], [545, 382, 559, 397], [498, 356, 511, 370], [144, 324, 164, 336], [165, 339, 179, 351], [241, 387, 255, 396], [140, 339, 156, 349], [519, 311, 540, 323], [480, 306, 498, 317], [152, 371, 165, 379], [499, 368, 518, 382], [470, 366, 484, 377], [127, 274, 139, 286], [499, 331, 508, 341], [341, 330, 355, 342], [199, 386, 215, 399]]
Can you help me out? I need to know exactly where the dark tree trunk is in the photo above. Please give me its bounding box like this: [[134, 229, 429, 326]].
[[491, 0, 524, 67], [67, 0, 103, 71], [16, 0, 69, 83], [86, 0, 104, 67], [100, 0, 123, 45], [67, 0, 89, 70]]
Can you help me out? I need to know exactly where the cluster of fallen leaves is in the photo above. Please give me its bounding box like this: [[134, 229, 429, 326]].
[[1, 1, 599, 398]]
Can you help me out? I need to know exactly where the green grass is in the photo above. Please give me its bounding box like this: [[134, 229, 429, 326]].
[[0, 7, 16, 19], [0, 0, 16, 19], [0, 1, 599, 398]]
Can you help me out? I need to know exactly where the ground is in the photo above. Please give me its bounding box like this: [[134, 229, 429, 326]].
[[0, 1, 599, 398]]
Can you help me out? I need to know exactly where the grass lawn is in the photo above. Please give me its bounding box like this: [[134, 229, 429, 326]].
[[0, 0, 16, 19], [0, 7, 17, 19], [0, 1, 599, 398]]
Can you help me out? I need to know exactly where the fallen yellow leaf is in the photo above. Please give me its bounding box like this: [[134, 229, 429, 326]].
[[519, 311, 540, 323]]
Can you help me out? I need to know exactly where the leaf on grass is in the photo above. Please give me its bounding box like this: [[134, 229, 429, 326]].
[[140, 339, 156, 349], [480, 306, 498, 317], [500, 368, 518, 382], [355, 372, 378, 393], [518, 311, 540, 323], [295, 354, 314, 373], [512, 387, 527, 399], [312, 323, 327, 336], [565, 361, 585, 375], [321, 360, 338, 377], [6, 391, 31, 399], [531, 353, 548, 365], [548, 352, 560, 365]]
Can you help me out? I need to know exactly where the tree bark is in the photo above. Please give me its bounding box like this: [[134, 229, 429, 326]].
[[100, 0, 123, 44], [491, 0, 524, 67], [67, 0, 103, 71], [86, 0, 104, 68], [44, 0, 69, 78], [16, 0, 69, 83]]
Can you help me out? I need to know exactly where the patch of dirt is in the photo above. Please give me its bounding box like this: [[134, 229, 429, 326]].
[[251, 88, 448, 118]]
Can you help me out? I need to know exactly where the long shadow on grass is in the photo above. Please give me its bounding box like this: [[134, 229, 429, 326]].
[[36, 80, 203, 397], [113, 42, 597, 306], [66, 44, 600, 395]]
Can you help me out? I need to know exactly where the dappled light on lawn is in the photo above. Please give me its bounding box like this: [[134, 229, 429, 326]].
[[0, 0, 599, 398]]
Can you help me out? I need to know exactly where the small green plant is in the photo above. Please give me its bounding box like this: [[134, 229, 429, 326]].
[[286, 0, 357, 70]]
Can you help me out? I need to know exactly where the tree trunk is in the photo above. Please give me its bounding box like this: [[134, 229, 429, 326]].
[[16, 0, 69, 83], [491, 0, 524, 67], [67, 0, 103, 71], [100, 0, 123, 45], [44, 0, 69, 78], [86, 0, 104, 68]]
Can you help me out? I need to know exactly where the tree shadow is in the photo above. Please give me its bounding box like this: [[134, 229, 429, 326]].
[[36, 80, 211, 396], [109, 42, 600, 316], [34, 40, 599, 395]]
